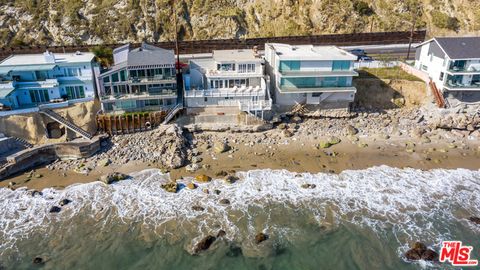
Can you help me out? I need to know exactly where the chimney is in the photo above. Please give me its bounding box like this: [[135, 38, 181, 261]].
[[44, 50, 56, 63]]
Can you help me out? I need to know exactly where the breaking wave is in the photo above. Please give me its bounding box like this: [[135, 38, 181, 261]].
[[0, 166, 479, 267]]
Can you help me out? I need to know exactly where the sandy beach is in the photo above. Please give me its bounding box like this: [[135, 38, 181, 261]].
[[2, 131, 479, 190]]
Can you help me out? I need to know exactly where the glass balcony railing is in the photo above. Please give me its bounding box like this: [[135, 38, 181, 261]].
[[101, 90, 177, 100], [128, 76, 176, 83], [445, 81, 480, 89]]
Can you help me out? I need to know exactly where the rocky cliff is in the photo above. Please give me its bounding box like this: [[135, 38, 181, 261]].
[[0, 0, 478, 46]]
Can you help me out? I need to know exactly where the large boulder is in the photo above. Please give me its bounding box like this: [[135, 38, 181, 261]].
[[319, 136, 341, 149], [100, 172, 129, 184], [255, 233, 269, 244], [195, 174, 211, 183], [404, 242, 438, 262], [194, 235, 216, 254], [468, 216, 480, 225], [346, 125, 358, 135], [214, 142, 230, 154], [161, 182, 178, 193]]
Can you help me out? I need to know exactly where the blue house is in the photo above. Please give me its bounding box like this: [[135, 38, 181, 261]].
[[0, 51, 98, 110]]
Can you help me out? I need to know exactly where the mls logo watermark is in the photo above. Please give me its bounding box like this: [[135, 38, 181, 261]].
[[440, 241, 478, 266]]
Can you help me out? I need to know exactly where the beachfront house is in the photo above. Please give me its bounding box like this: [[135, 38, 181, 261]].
[[0, 51, 97, 110], [415, 37, 480, 103], [184, 49, 272, 116], [264, 43, 358, 110], [98, 43, 178, 113]]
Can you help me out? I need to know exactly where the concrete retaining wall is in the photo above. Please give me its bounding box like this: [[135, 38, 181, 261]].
[[0, 136, 104, 180]]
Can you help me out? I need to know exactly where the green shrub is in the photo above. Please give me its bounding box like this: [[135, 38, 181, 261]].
[[353, 1, 375, 16], [431, 10, 459, 30]]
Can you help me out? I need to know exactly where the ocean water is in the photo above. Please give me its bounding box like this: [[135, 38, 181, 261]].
[[0, 166, 479, 270]]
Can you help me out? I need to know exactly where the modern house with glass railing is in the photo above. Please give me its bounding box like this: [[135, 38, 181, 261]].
[[97, 43, 177, 113], [264, 43, 358, 109], [184, 49, 272, 115], [415, 37, 480, 103], [0, 51, 98, 110]]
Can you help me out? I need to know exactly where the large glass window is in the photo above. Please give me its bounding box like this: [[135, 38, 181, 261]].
[[120, 70, 126, 81], [279, 61, 301, 72], [29, 89, 50, 103], [217, 63, 235, 71], [332, 61, 351, 71], [65, 86, 85, 100], [247, 64, 255, 73], [103, 76, 110, 83], [238, 64, 247, 73], [111, 73, 119, 82]]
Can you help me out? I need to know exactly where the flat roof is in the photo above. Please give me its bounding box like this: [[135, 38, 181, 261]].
[[267, 43, 357, 61], [0, 52, 95, 66], [213, 49, 261, 62]]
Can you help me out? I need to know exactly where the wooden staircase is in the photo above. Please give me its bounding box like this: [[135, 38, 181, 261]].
[[429, 80, 446, 108], [40, 108, 93, 140]]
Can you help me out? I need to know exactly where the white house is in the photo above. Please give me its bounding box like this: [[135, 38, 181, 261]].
[[98, 43, 178, 113], [185, 49, 272, 114], [415, 37, 480, 102], [264, 43, 358, 110], [0, 51, 98, 110]]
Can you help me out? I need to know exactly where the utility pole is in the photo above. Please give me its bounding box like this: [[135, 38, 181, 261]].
[[172, 0, 184, 106]]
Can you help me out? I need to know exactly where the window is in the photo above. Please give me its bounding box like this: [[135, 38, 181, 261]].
[[247, 64, 255, 73], [439, 72, 444, 81], [29, 89, 49, 103], [312, 93, 322, 97], [111, 73, 119, 82], [66, 68, 81, 76], [217, 63, 235, 71], [105, 86, 112, 95], [65, 86, 85, 100], [204, 97, 208, 102], [103, 77, 110, 83], [421, 65, 428, 71], [332, 61, 351, 71], [279, 61, 300, 71], [120, 70, 126, 81], [238, 64, 247, 73], [130, 70, 138, 78]]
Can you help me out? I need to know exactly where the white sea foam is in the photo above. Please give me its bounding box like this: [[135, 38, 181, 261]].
[[0, 166, 479, 257]]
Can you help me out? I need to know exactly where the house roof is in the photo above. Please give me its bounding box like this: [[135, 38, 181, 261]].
[[266, 43, 357, 61], [0, 52, 95, 66], [418, 37, 480, 60], [213, 49, 261, 63], [0, 88, 15, 98], [126, 43, 175, 67], [0, 64, 58, 75]]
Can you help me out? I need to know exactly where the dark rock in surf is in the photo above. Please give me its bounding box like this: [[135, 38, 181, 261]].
[[217, 230, 226, 238], [100, 172, 129, 184], [421, 249, 439, 261], [219, 199, 230, 205], [301, 183, 316, 189], [213, 189, 221, 195], [404, 242, 438, 261], [226, 245, 242, 257], [194, 235, 216, 253], [59, 199, 72, 206], [468, 216, 480, 225], [49, 206, 61, 213], [191, 205, 205, 211], [32, 257, 44, 265], [255, 233, 269, 244]]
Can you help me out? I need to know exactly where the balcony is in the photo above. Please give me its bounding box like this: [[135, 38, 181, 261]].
[[15, 79, 59, 89], [128, 76, 176, 84], [444, 81, 480, 91], [448, 61, 480, 74], [278, 84, 357, 94], [185, 85, 265, 98], [101, 90, 177, 101], [279, 70, 359, 77]]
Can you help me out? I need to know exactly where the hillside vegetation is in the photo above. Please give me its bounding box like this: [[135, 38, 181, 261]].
[[0, 0, 478, 46]]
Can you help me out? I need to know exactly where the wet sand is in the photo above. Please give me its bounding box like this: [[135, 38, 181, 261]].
[[2, 136, 479, 190]]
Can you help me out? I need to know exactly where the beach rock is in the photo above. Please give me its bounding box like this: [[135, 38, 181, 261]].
[[191, 205, 205, 211], [202, 188, 209, 194], [98, 158, 111, 167], [214, 142, 230, 154], [49, 206, 62, 213], [32, 257, 45, 265], [346, 125, 358, 135], [224, 175, 239, 184], [191, 156, 203, 164], [291, 116, 302, 123], [404, 242, 438, 261], [283, 129, 294, 137], [277, 123, 287, 130], [318, 141, 332, 149], [226, 245, 243, 257], [186, 164, 200, 172], [100, 172, 129, 184], [161, 182, 178, 193], [186, 182, 197, 189], [215, 170, 228, 177], [213, 189, 221, 195], [219, 199, 230, 205], [217, 230, 226, 238], [194, 235, 216, 253], [421, 249, 439, 261], [255, 233, 269, 244], [301, 183, 316, 189], [195, 174, 211, 183], [59, 199, 72, 206], [468, 216, 480, 225], [28, 190, 43, 197]]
